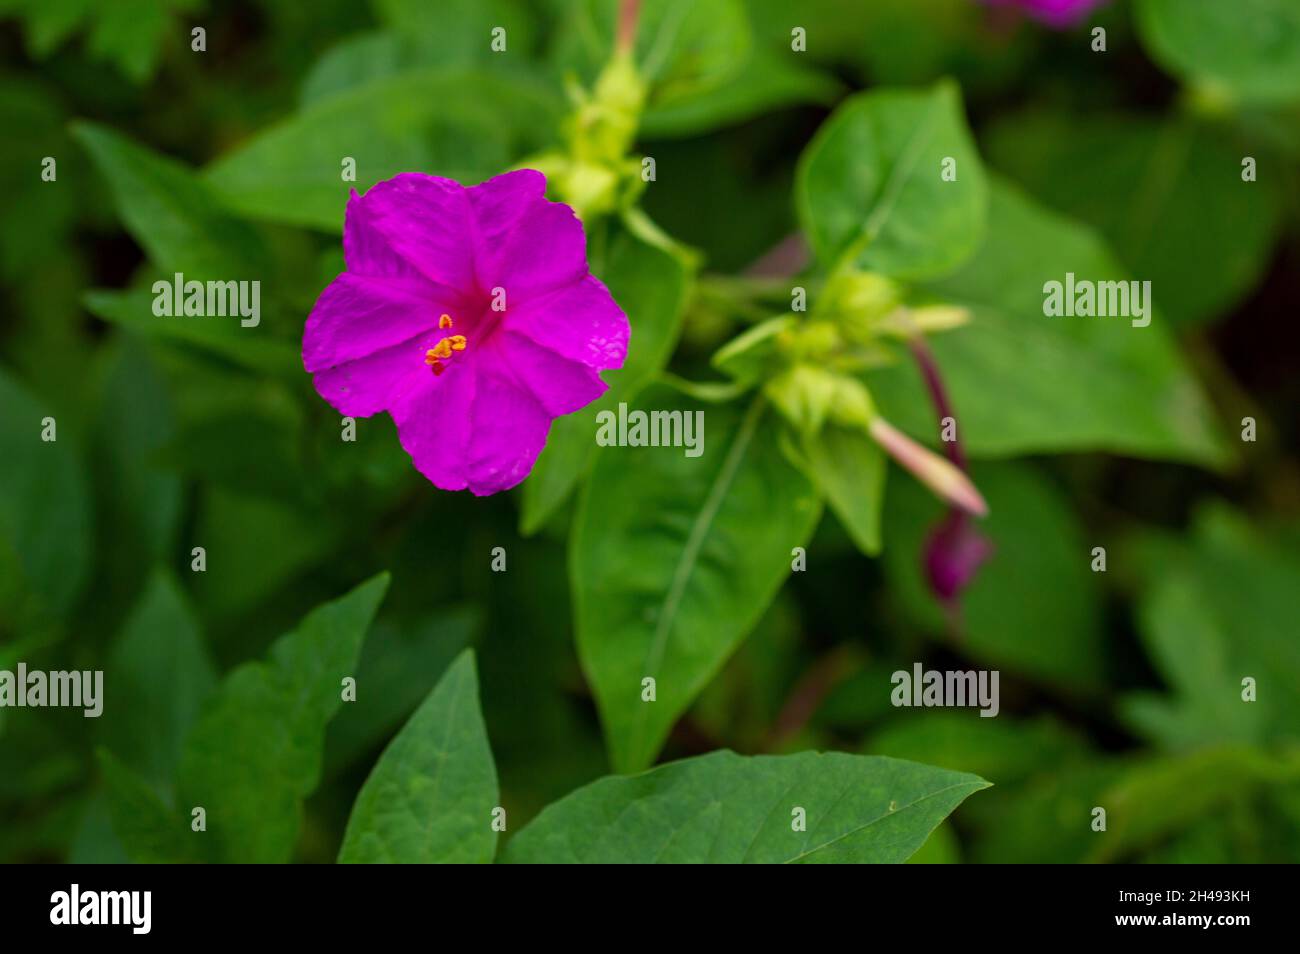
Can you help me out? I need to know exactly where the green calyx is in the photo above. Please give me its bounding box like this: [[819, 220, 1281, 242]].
[[527, 51, 649, 221], [817, 268, 971, 343], [765, 365, 877, 436], [712, 314, 879, 437]]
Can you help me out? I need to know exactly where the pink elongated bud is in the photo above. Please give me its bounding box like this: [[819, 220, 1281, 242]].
[[617, 0, 642, 51], [867, 417, 989, 518]]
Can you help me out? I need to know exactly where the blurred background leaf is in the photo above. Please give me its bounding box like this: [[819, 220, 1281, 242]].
[[986, 112, 1284, 327], [867, 179, 1231, 466], [1136, 0, 1300, 106]]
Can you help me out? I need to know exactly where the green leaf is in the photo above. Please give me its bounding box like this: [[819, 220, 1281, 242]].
[[965, 758, 1119, 863], [1123, 504, 1300, 747], [68, 794, 131, 864], [97, 750, 199, 863], [0, 365, 91, 622], [374, 0, 538, 63], [102, 569, 216, 790], [1137, 0, 1300, 105], [205, 68, 561, 232], [1141, 785, 1300, 864], [82, 288, 301, 377], [742, 0, 874, 65], [1120, 573, 1265, 750], [71, 122, 266, 278], [4, 0, 198, 82], [867, 177, 1230, 466], [71, 124, 287, 370], [85, 0, 195, 84], [157, 398, 305, 502], [987, 112, 1284, 326], [796, 81, 988, 279], [176, 573, 390, 862], [521, 228, 690, 535], [1092, 746, 1300, 862], [869, 711, 1088, 788], [189, 489, 339, 620], [4, 0, 94, 59], [850, 0, 1035, 89], [573, 391, 822, 772], [503, 750, 989, 863], [881, 462, 1106, 692], [301, 0, 543, 107], [640, 49, 841, 138], [87, 336, 181, 612], [472, 534, 610, 820], [338, 650, 498, 863], [324, 607, 480, 775], [0, 79, 79, 283], [552, 0, 752, 111], [299, 31, 409, 107], [973, 746, 1300, 863], [799, 424, 886, 557]]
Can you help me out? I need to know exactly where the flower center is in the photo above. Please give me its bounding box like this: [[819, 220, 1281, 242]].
[[424, 313, 467, 375]]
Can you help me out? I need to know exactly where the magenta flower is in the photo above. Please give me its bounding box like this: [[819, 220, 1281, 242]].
[[303, 170, 629, 495], [982, 0, 1108, 28], [924, 511, 995, 605]]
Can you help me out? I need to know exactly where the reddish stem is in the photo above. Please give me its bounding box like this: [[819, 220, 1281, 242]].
[[617, 0, 642, 52], [908, 335, 965, 470]]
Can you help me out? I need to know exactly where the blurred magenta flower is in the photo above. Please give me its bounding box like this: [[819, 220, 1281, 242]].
[[304, 170, 629, 495], [924, 511, 995, 605], [982, 0, 1109, 28], [906, 338, 993, 611]]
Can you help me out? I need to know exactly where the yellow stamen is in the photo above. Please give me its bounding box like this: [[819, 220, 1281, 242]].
[[425, 330, 469, 374], [439, 313, 453, 329]]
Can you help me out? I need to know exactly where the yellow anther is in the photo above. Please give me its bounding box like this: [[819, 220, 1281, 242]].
[[439, 313, 453, 329], [425, 329, 467, 374]]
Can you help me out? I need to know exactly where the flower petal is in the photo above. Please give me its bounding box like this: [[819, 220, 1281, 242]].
[[389, 361, 478, 492], [464, 169, 546, 248], [303, 272, 461, 372], [310, 333, 430, 418], [468, 171, 587, 296], [505, 274, 630, 373], [344, 173, 475, 289], [465, 361, 553, 495], [389, 353, 552, 496], [305, 170, 628, 496], [493, 330, 608, 417]]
